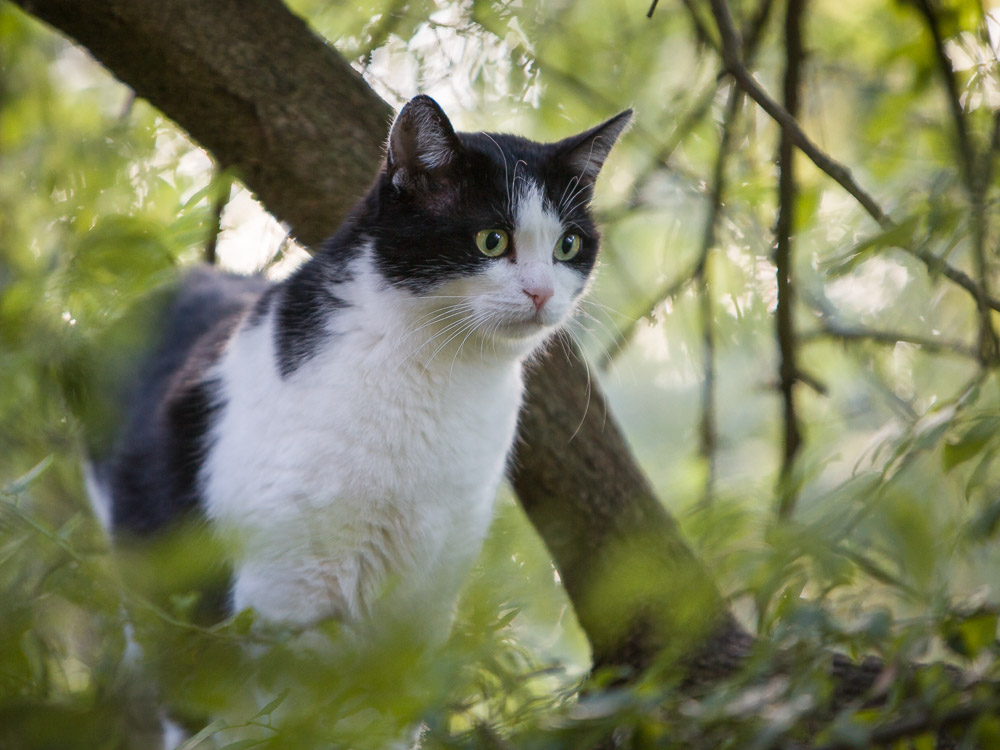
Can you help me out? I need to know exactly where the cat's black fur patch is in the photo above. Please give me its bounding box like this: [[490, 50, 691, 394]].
[[272, 230, 358, 377], [100, 268, 267, 535]]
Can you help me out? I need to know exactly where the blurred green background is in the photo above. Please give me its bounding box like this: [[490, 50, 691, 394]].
[[3, 0, 1000, 746]]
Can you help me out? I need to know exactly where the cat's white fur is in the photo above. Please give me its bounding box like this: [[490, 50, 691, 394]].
[[201, 181, 580, 633]]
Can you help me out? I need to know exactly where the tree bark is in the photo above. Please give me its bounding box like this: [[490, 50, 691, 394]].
[[10, 0, 742, 678], [13, 0, 390, 247]]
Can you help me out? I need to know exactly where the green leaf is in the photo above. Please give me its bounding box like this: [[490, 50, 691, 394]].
[[1, 454, 53, 496], [55, 512, 83, 541], [250, 689, 289, 722], [973, 714, 1000, 746], [943, 416, 1000, 471], [963, 450, 995, 500], [968, 497, 1000, 540], [175, 719, 230, 750], [948, 611, 998, 658], [825, 216, 920, 277], [493, 607, 522, 630], [230, 607, 256, 635]]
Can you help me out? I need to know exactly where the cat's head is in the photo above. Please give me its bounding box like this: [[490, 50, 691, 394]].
[[369, 95, 631, 357]]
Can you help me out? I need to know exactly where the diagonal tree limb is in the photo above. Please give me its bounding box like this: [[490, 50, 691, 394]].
[[13, 0, 392, 248]]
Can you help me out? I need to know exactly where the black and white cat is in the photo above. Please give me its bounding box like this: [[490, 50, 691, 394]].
[[87, 95, 631, 639]]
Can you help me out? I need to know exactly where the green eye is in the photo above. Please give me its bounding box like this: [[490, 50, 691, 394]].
[[475, 229, 509, 257], [555, 233, 582, 261]]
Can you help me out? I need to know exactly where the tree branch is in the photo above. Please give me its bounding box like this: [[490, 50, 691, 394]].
[[707, 0, 1000, 376], [774, 0, 806, 519], [911, 0, 999, 366], [13, 0, 391, 248], [813, 699, 995, 750], [696, 86, 744, 505], [913, 0, 975, 182], [706, 0, 890, 228], [511, 336, 738, 673], [801, 324, 978, 360]]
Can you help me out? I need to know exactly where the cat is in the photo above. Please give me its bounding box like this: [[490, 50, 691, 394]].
[[86, 95, 631, 642]]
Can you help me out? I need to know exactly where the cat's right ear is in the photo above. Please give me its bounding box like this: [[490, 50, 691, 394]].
[[387, 95, 463, 189], [555, 109, 633, 185]]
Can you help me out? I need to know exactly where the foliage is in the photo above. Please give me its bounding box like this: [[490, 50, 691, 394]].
[[3, 0, 1000, 747]]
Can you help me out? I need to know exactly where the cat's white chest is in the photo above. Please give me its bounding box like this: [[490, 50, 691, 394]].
[[202, 302, 525, 628]]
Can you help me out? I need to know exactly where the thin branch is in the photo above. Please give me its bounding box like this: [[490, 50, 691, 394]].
[[912, 0, 999, 366], [679, 0, 717, 46], [697, 270, 717, 504], [706, 0, 1000, 372], [907, 244, 1000, 314], [801, 324, 978, 360], [358, 0, 409, 68], [913, 0, 976, 181], [707, 0, 890, 228], [988, 108, 1000, 185], [612, 0, 776, 224], [598, 268, 698, 371], [696, 87, 743, 505], [602, 0, 777, 368], [775, 0, 807, 520]]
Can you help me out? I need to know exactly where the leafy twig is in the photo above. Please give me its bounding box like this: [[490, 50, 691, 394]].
[[913, 0, 975, 181], [707, 0, 1000, 371], [707, 0, 890, 228]]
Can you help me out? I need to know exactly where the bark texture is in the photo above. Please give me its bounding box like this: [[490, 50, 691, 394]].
[[12, 0, 743, 680], [14, 0, 390, 246], [512, 338, 736, 672]]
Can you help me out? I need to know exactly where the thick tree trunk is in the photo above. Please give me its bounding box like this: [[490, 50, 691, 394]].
[[10, 0, 742, 678]]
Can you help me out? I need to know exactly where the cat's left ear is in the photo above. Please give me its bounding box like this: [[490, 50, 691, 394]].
[[555, 109, 633, 184], [387, 95, 463, 188]]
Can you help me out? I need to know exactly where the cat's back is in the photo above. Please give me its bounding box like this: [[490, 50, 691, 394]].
[[88, 267, 270, 535]]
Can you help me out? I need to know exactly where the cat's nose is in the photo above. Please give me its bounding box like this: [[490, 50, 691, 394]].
[[523, 286, 553, 311]]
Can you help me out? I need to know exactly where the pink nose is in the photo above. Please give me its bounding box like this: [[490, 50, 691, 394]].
[[523, 287, 553, 311]]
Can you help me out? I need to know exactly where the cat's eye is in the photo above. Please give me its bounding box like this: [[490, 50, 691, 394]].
[[475, 229, 509, 257], [554, 233, 582, 261]]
